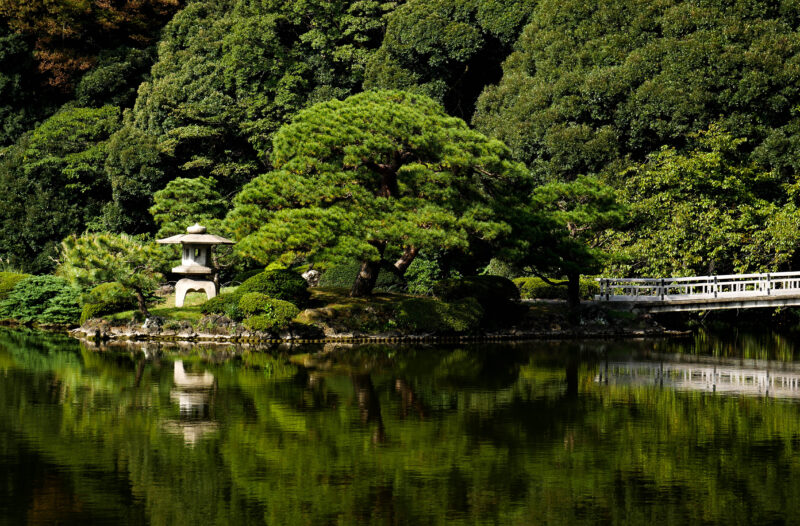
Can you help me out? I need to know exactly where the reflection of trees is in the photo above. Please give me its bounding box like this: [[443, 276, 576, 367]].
[[351, 374, 385, 443], [5, 329, 800, 524]]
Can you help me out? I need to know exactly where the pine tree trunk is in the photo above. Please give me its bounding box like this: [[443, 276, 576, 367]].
[[135, 288, 151, 318], [351, 260, 381, 297], [567, 271, 581, 310], [394, 246, 418, 274]]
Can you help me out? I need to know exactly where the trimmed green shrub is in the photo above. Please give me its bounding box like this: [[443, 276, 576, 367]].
[[394, 297, 483, 333], [81, 302, 108, 324], [201, 291, 245, 321], [238, 292, 272, 315], [238, 269, 310, 305], [79, 282, 139, 323], [513, 277, 600, 300], [0, 272, 30, 300], [318, 261, 406, 292], [240, 295, 301, 333], [432, 275, 520, 304], [0, 275, 81, 324]]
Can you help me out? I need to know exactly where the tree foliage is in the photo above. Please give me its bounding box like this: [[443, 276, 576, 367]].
[[0, 22, 48, 146], [526, 175, 625, 306], [365, 0, 534, 120], [0, 0, 179, 90], [59, 233, 163, 316], [474, 0, 800, 183], [0, 106, 121, 273], [106, 0, 399, 235], [149, 176, 227, 238], [228, 90, 532, 295], [611, 125, 800, 277]]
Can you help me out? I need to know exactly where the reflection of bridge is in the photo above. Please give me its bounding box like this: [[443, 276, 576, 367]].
[[595, 271, 800, 312], [597, 359, 800, 398]]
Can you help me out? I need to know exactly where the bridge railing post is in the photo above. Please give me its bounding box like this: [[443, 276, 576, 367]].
[[660, 278, 664, 301]]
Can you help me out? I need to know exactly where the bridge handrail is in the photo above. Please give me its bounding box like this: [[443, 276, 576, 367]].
[[594, 270, 800, 303]]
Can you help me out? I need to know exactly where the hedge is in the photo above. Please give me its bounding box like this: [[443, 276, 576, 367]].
[[79, 282, 138, 323], [201, 291, 245, 321], [394, 297, 483, 334], [318, 262, 406, 292], [513, 277, 600, 300], [0, 275, 81, 324], [0, 272, 30, 300], [238, 269, 310, 305]]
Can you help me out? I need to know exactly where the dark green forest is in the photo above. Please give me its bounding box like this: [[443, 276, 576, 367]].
[[3, 0, 800, 292]]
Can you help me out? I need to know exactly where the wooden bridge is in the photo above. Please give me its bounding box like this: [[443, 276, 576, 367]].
[[595, 271, 800, 312]]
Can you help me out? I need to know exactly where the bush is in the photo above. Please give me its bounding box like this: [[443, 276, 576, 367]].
[[238, 292, 272, 315], [432, 275, 520, 304], [405, 257, 441, 296], [482, 258, 522, 280], [238, 269, 310, 305], [201, 291, 245, 321], [0, 272, 30, 300], [240, 296, 301, 333], [394, 297, 483, 333], [513, 277, 600, 300], [0, 275, 81, 324], [79, 282, 139, 323], [319, 261, 406, 292]]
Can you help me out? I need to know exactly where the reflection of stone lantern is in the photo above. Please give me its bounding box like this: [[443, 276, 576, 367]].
[[156, 223, 234, 307]]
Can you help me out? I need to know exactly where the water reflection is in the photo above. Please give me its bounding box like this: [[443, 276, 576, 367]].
[[598, 355, 800, 398], [3, 328, 800, 525], [164, 360, 218, 445]]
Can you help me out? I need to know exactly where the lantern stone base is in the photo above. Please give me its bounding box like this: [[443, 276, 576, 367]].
[[175, 278, 217, 308]]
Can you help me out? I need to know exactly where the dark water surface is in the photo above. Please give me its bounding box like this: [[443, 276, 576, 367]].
[[3, 328, 800, 525]]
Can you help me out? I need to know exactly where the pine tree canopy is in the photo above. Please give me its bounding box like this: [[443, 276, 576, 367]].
[[228, 90, 533, 271]]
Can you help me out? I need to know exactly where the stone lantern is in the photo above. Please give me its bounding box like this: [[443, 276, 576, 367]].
[[156, 223, 234, 307]]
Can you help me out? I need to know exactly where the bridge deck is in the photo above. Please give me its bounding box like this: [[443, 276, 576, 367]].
[[595, 271, 800, 312]]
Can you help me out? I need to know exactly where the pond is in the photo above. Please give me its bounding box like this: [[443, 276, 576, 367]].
[[2, 328, 800, 525]]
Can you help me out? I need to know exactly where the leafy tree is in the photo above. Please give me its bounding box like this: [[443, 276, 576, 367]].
[[75, 47, 156, 108], [0, 106, 121, 273], [0, 22, 49, 146], [473, 0, 800, 183], [228, 90, 533, 296], [59, 233, 163, 317], [0, 0, 179, 90], [149, 176, 227, 238], [365, 0, 534, 120], [611, 125, 798, 278], [108, 0, 399, 235], [102, 123, 167, 233], [526, 175, 625, 308]]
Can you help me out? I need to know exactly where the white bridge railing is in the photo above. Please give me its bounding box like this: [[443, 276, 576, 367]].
[[595, 271, 800, 302]]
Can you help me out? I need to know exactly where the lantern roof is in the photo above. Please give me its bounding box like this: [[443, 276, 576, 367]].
[[156, 223, 234, 245]]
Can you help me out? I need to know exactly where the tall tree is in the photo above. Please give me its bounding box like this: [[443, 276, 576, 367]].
[[0, 106, 121, 273], [227, 90, 533, 296], [473, 0, 800, 184], [611, 125, 800, 277], [108, 0, 399, 235], [526, 175, 625, 308], [365, 0, 534, 121], [0, 0, 180, 90]]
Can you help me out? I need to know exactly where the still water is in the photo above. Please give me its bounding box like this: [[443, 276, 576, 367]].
[[2, 328, 800, 525]]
